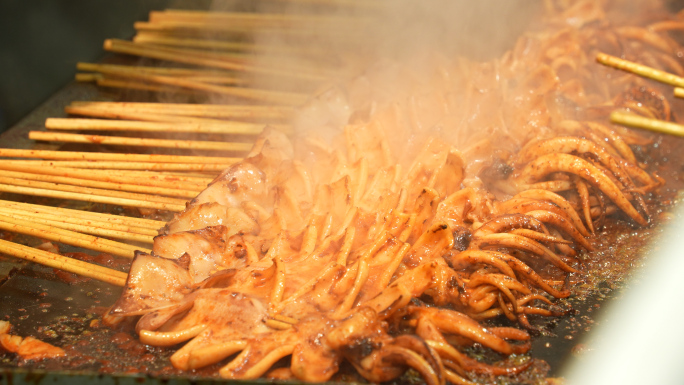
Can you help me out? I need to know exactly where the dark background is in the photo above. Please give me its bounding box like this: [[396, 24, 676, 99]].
[[0, 1, 173, 134], [3, 0, 683, 137]]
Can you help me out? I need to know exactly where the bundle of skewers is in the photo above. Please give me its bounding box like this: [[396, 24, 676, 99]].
[[1, 2, 684, 302], [0, 5, 362, 286]]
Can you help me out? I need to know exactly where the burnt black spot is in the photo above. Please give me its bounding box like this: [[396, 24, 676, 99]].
[[234, 248, 247, 259], [227, 178, 239, 193], [479, 157, 514, 181], [452, 226, 472, 251], [343, 338, 377, 358]]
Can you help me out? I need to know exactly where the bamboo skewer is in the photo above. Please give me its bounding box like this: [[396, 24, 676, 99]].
[[673, 87, 684, 98], [0, 160, 227, 174], [75, 73, 102, 82], [0, 183, 186, 212], [0, 200, 164, 230], [0, 175, 188, 206], [28, 131, 253, 152], [63, 106, 231, 123], [0, 148, 236, 164], [60, 168, 212, 187], [77, 62, 237, 78], [0, 163, 211, 190], [596, 52, 684, 87], [0, 169, 192, 198], [0, 213, 147, 259], [131, 34, 322, 57], [0, 239, 128, 287], [87, 57, 310, 105], [1, 211, 154, 244], [104, 39, 325, 86], [68, 101, 293, 120], [132, 19, 365, 43], [0, 205, 157, 237], [125, 43, 252, 64], [148, 9, 372, 25], [610, 111, 684, 137], [94, 74, 248, 88], [46, 117, 276, 136], [104, 38, 246, 71], [96, 77, 202, 95], [3, 166, 203, 199], [77, 62, 245, 86]]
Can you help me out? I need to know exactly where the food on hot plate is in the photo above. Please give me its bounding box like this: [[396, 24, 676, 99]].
[[0, 321, 66, 361], [100, 0, 680, 383]]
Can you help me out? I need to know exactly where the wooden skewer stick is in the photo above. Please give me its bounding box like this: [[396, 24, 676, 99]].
[[0, 200, 164, 230], [596, 52, 684, 87], [0, 239, 128, 287], [0, 148, 236, 164], [0, 205, 157, 237], [132, 34, 307, 55], [0, 175, 188, 206], [68, 101, 293, 120], [90, 56, 310, 105], [46, 117, 276, 136], [120, 40, 253, 63], [1, 211, 154, 244], [95, 77, 201, 95], [78, 62, 235, 77], [29, 131, 253, 152], [1, 160, 227, 174], [73, 168, 214, 186], [0, 168, 199, 199], [75, 73, 101, 82], [0, 183, 186, 212], [0, 163, 210, 191], [673, 87, 684, 99], [63, 106, 231, 123], [95, 74, 247, 88], [610, 111, 684, 137], [263, 0, 384, 10], [0, 213, 146, 259], [149, 9, 372, 25], [104, 39, 324, 84], [77, 62, 243, 84], [133, 19, 365, 43]]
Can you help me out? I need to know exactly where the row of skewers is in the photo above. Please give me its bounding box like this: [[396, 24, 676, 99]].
[[1, 5, 684, 305], [0, 3, 359, 291]]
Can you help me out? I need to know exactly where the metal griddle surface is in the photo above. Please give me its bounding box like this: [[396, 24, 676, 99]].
[[1, 76, 684, 385]]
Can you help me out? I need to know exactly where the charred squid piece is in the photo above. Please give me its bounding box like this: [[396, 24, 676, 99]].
[[0, 327, 66, 361], [473, 213, 550, 237], [510, 153, 648, 226], [163, 290, 272, 371], [573, 175, 596, 233], [190, 162, 270, 209], [469, 232, 579, 273], [109, 252, 193, 317], [523, 209, 593, 251], [406, 306, 530, 355], [413, 314, 532, 380], [327, 308, 445, 385], [616, 26, 678, 57], [514, 135, 652, 222], [153, 226, 259, 283], [447, 250, 570, 298], [218, 333, 299, 380], [466, 273, 532, 317], [496, 196, 589, 238]]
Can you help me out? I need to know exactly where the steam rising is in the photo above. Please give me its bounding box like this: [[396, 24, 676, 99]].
[[209, 0, 542, 143]]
